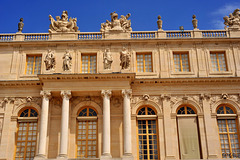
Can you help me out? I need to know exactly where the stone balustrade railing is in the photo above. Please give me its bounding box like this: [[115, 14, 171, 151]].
[[0, 29, 236, 42]]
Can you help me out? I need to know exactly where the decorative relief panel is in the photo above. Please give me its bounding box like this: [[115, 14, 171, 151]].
[[71, 96, 102, 109], [11, 97, 42, 114], [0, 118, 3, 144]]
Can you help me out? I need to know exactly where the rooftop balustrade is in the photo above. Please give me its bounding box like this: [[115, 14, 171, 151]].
[[0, 29, 235, 42]]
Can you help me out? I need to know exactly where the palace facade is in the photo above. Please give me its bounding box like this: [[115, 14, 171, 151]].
[[0, 10, 240, 160]]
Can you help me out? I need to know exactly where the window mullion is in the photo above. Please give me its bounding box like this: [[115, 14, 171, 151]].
[[86, 121, 89, 157], [226, 119, 233, 158], [32, 56, 36, 75], [146, 120, 150, 160], [143, 55, 146, 72], [24, 122, 29, 159], [216, 54, 220, 71], [88, 56, 90, 73], [180, 54, 183, 72]]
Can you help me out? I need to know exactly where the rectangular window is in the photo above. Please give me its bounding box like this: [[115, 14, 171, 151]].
[[136, 53, 152, 72], [25, 55, 42, 74], [210, 52, 227, 71], [173, 52, 190, 72], [81, 54, 97, 73]]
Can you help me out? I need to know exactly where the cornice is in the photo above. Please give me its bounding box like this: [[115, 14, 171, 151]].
[[38, 73, 136, 82], [0, 80, 42, 87], [133, 77, 240, 85]]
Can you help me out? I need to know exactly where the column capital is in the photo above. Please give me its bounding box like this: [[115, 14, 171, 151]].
[[40, 90, 51, 99], [122, 89, 132, 99], [61, 90, 71, 100], [101, 90, 112, 99]]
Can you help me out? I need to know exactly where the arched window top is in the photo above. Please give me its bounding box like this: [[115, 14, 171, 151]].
[[217, 105, 236, 114], [78, 107, 97, 116], [137, 106, 156, 115], [177, 105, 196, 114], [19, 108, 38, 117]]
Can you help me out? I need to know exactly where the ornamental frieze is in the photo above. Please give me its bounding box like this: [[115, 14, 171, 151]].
[[71, 96, 102, 109]]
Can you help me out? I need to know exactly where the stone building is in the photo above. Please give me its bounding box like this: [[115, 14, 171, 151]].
[[0, 10, 240, 160]]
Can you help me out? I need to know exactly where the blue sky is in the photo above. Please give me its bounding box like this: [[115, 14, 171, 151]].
[[0, 0, 239, 33]]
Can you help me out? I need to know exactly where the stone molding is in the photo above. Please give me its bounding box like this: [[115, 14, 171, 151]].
[[122, 89, 132, 99], [60, 90, 72, 100], [101, 90, 112, 99]]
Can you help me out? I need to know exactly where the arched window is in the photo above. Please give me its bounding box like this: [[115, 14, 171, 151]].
[[76, 107, 98, 158], [216, 105, 240, 158], [137, 106, 159, 160], [15, 108, 38, 160], [176, 105, 201, 159]]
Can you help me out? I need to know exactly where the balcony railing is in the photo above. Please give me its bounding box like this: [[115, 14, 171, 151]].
[[131, 31, 156, 39], [24, 33, 49, 41], [0, 34, 15, 41], [0, 30, 232, 42], [78, 32, 102, 40]]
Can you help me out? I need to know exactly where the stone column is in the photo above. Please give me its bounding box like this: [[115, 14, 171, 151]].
[[35, 91, 51, 159], [58, 91, 71, 159], [122, 89, 133, 159], [101, 90, 112, 158]]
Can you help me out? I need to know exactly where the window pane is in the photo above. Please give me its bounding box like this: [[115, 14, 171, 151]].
[[26, 55, 42, 75], [210, 52, 227, 72]]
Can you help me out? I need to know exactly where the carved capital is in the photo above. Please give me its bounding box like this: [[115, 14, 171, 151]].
[[160, 94, 171, 101], [40, 91, 51, 100], [122, 89, 132, 99], [60, 90, 71, 100], [101, 90, 112, 99], [200, 93, 211, 100]]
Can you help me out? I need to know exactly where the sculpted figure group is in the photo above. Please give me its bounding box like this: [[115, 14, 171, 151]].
[[224, 8, 240, 29], [100, 11, 132, 33], [49, 10, 79, 33]]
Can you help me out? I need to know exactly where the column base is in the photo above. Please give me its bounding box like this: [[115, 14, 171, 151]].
[[100, 153, 112, 160], [122, 154, 134, 160], [56, 154, 68, 160], [34, 154, 46, 160]]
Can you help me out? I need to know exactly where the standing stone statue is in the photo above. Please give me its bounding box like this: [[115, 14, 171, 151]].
[[120, 47, 131, 70], [192, 15, 198, 30], [18, 18, 24, 33], [103, 48, 113, 70], [157, 15, 163, 30], [62, 50, 72, 71], [44, 49, 56, 71]]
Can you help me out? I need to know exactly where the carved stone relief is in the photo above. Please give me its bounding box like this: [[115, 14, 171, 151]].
[[62, 50, 72, 71], [11, 97, 42, 114], [49, 10, 79, 33], [71, 96, 102, 109], [44, 49, 56, 71], [100, 12, 132, 33], [103, 48, 113, 70], [120, 47, 131, 70]]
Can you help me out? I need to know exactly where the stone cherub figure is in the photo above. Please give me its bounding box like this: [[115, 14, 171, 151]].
[[157, 15, 163, 30], [62, 50, 72, 71], [100, 12, 132, 32], [18, 18, 24, 33], [103, 48, 113, 70], [223, 8, 240, 30], [120, 47, 131, 70], [44, 49, 56, 71], [192, 15, 198, 30], [49, 10, 79, 33]]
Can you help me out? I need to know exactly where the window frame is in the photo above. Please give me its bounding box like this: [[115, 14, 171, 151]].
[[210, 51, 228, 72], [25, 55, 42, 75], [136, 106, 159, 160], [76, 107, 98, 158], [14, 107, 39, 160], [136, 52, 153, 73], [216, 105, 240, 159], [173, 52, 190, 72], [80, 54, 97, 73]]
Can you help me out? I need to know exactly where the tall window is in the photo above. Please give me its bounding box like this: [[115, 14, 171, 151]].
[[177, 105, 201, 159], [15, 108, 38, 160], [217, 105, 240, 158], [76, 107, 98, 158], [137, 106, 159, 160], [210, 52, 227, 71], [173, 52, 190, 72], [136, 53, 152, 72], [81, 54, 97, 73], [25, 55, 42, 74]]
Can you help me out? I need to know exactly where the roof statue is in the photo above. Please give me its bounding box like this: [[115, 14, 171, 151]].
[[100, 12, 132, 33], [192, 15, 198, 30], [18, 18, 24, 33], [224, 8, 240, 30], [49, 11, 79, 33], [157, 15, 163, 31]]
